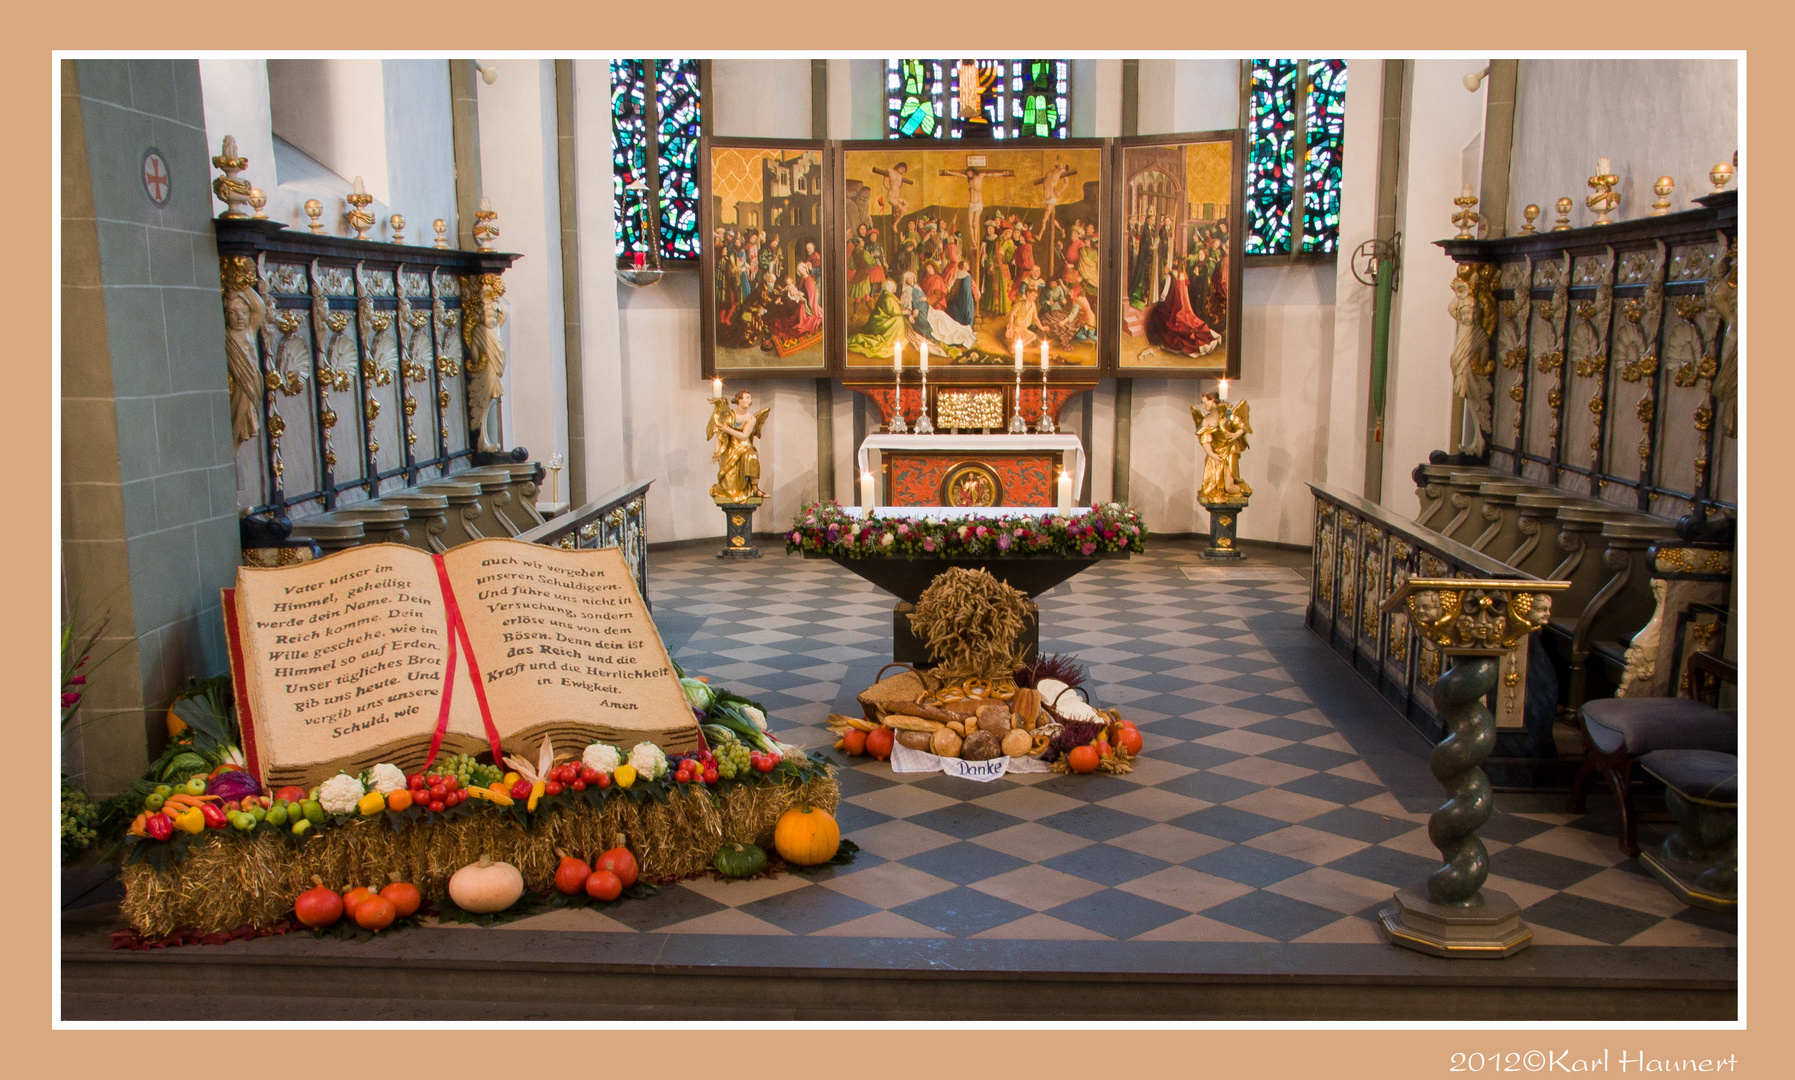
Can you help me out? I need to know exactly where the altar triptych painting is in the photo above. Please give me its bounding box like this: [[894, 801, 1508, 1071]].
[[698, 134, 1244, 378]]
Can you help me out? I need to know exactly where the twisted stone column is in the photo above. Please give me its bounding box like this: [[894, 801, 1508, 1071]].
[[1427, 656, 1499, 905]]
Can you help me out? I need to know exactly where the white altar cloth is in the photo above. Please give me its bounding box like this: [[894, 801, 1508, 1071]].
[[855, 433, 1087, 502]]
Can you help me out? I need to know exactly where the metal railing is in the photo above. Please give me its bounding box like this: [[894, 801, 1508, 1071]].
[[517, 480, 653, 610]]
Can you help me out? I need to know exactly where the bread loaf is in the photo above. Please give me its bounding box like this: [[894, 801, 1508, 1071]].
[[975, 703, 1012, 738], [1000, 729, 1034, 758], [896, 730, 934, 751], [929, 729, 963, 758], [960, 731, 1002, 761]]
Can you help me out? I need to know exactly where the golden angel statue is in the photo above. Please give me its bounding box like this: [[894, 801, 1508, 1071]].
[[464, 275, 508, 452], [1447, 263, 1495, 455], [707, 390, 770, 504], [1192, 392, 1252, 504]]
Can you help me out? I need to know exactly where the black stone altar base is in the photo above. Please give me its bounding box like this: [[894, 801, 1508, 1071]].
[[716, 502, 763, 559], [1201, 501, 1248, 560], [810, 552, 1124, 603], [894, 600, 1040, 669]]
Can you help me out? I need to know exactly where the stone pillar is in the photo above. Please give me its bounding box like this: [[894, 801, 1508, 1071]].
[[61, 59, 240, 792]]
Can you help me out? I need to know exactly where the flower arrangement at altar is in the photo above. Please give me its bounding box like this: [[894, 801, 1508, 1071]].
[[786, 501, 1148, 559]]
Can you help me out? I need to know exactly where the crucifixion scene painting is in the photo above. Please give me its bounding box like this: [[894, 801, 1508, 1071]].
[[840, 144, 1104, 368]]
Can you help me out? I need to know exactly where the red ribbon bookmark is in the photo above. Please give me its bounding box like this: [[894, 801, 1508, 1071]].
[[424, 553, 505, 770]]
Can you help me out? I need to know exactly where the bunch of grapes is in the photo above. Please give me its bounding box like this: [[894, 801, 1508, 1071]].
[[426, 752, 499, 789], [61, 785, 99, 860], [713, 740, 753, 781]]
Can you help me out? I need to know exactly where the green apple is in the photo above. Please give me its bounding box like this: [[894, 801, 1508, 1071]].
[[265, 806, 289, 827], [184, 776, 209, 796], [291, 818, 312, 836], [301, 800, 326, 825]]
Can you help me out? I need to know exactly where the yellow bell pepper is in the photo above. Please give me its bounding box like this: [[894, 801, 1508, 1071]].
[[174, 808, 206, 834], [613, 764, 637, 789], [357, 791, 387, 816]]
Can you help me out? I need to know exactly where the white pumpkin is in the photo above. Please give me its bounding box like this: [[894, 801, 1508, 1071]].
[[448, 855, 525, 913], [1035, 678, 1099, 722]]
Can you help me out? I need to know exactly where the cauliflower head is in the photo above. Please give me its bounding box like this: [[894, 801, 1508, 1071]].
[[318, 772, 366, 815], [627, 741, 668, 781], [366, 763, 407, 794], [741, 705, 768, 731], [582, 742, 622, 775]]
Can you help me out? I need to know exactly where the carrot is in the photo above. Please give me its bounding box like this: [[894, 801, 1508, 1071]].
[[128, 813, 149, 837]]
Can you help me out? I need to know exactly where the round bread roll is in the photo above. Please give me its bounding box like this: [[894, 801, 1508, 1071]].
[[975, 703, 1012, 738], [960, 730, 1002, 761], [1000, 728, 1034, 758], [896, 730, 934, 751], [930, 729, 963, 758]]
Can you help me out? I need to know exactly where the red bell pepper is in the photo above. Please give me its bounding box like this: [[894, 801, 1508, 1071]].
[[144, 813, 174, 842], [199, 803, 229, 830]]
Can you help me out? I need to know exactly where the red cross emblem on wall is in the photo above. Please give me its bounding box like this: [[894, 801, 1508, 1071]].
[[142, 149, 171, 207]]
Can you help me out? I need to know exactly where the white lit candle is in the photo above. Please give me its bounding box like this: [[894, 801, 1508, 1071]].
[[893, 340, 903, 371], [1219, 378, 1229, 401], [860, 471, 875, 516], [1597, 157, 1611, 176], [1057, 469, 1073, 515], [1040, 341, 1050, 368], [1460, 183, 1473, 201], [919, 341, 929, 373], [712, 377, 722, 399], [1014, 337, 1024, 369]]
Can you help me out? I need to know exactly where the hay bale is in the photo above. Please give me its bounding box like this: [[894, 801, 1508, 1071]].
[[117, 770, 842, 936]]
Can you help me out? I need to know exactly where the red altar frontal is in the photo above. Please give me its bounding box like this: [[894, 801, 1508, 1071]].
[[858, 433, 1088, 509], [844, 376, 1094, 510]]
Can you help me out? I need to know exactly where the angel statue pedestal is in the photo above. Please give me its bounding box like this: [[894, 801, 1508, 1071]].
[[1376, 578, 1569, 959], [1200, 500, 1248, 561], [708, 390, 770, 560], [1192, 392, 1252, 560]]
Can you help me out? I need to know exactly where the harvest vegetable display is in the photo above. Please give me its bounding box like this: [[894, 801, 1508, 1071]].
[[114, 665, 843, 938]]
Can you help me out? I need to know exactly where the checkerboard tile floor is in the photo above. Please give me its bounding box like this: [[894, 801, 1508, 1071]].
[[498, 543, 1735, 948]]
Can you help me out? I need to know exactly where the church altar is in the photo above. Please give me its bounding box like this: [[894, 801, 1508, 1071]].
[[858, 433, 1086, 509]]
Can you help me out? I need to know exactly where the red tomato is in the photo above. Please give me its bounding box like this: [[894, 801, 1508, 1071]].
[[428, 799, 445, 813], [579, 766, 599, 784], [546, 781, 564, 796], [572, 779, 587, 792], [596, 773, 611, 789]]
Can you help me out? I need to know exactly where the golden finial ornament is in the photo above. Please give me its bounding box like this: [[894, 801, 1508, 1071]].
[[210, 135, 254, 219], [248, 187, 267, 219], [388, 213, 406, 244], [433, 218, 449, 249], [1519, 204, 1540, 235], [473, 197, 500, 251], [304, 198, 325, 234], [345, 176, 375, 240], [1651, 176, 1674, 216], [1585, 158, 1619, 226], [1552, 197, 1573, 232], [1709, 161, 1734, 193], [1451, 185, 1480, 240]]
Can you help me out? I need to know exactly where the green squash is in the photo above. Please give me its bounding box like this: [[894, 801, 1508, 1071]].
[[712, 842, 768, 879]]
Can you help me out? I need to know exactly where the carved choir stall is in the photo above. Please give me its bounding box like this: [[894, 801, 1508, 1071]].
[[1309, 180, 1737, 792], [213, 142, 650, 596]]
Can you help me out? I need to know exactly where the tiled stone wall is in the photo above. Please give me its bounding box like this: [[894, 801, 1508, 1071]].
[[61, 59, 239, 792]]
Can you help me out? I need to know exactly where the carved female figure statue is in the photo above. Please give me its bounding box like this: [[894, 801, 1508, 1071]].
[[707, 390, 771, 503], [1191, 391, 1253, 503], [1448, 263, 1494, 455], [223, 282, 266, 445], [465, 275, 509, 452]]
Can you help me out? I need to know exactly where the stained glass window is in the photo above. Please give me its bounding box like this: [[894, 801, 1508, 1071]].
[[886, 59, 1070, 140], [611, 58, 703, 263], [1244, 58, 1348, 257]]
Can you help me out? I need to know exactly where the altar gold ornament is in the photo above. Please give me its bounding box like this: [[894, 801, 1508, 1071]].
[[1376, 577, 1570, 958], [1586, 158, 1620, 226], [220, 255, 266, 445], [1192, 392, 1252, 504], [1552, 197, 1573, 232], [1651, 176, 1675, 216], [248, 187, 268, 219], [707, 390, 770, 504], [1448, 262, 1498, 455], [304, 198, 326, 234], [461, 274, 509, 452], [211, 136, 254, 219], [388, 213, 406, 244], [433, 218, 449, 248], [474, 197, 501, 251], [1451, 185, 1480, 240], [1519, 204, 1540, 234], [1709, 161, 1733, 193], [346, 176, 375, 240]]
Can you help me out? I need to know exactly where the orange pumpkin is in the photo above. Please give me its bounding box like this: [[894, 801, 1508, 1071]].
[[353, 893, 397, 931], [1067, 745, 1100, 773], [380, 873, 421, 918], [773, 805, 841, 866], [1115, 721, 1144, 757], [864, 726, 894, 761]]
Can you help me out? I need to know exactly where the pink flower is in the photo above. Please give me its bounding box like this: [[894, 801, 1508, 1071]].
[[996, 534, 1012, 551], [923, 537, 937, 552], [70, 675, 87, 686], [62, 692, 81, 707], [1080, 541, 1097, 556]]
